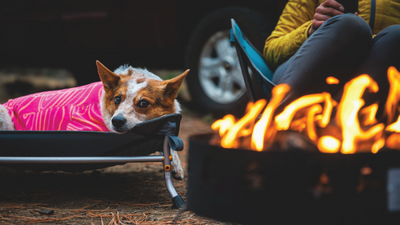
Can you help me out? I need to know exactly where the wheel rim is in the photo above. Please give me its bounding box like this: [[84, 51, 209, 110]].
[[198, 30, 246, 104]]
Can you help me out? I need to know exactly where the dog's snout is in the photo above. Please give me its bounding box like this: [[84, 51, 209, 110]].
[[112, 115, 126, 129]]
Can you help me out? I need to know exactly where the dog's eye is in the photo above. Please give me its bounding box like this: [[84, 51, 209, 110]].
[[114, 96, 122, 104], [138, 100, 150, 108]]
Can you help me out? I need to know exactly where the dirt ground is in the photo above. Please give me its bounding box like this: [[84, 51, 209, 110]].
[[0, 69, 233, 225]]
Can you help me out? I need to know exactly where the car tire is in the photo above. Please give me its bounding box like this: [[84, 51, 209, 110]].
[[185, 7, 272, 117]]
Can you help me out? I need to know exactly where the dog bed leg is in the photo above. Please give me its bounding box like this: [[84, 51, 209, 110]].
[[163, 136, 186, 208]]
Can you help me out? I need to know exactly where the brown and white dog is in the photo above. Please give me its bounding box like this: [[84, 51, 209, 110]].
[[0, 61, 189, 179]]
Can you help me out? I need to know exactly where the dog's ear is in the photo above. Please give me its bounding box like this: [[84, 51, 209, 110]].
[[96, 60, 120, 91], [163, 69, 190, 99]]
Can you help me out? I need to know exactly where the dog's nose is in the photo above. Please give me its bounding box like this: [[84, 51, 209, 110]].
[[112, 116, 126, 129]]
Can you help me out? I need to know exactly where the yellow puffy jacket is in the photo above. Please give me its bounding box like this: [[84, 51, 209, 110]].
[[263, 0, 400, 71]]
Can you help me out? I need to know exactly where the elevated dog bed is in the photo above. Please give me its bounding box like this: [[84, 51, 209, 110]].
[[0, 113, 185, 208]]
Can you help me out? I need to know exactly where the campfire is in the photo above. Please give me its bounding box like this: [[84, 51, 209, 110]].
[[187, 67, 400, 224], [211, 66, 400, 154]]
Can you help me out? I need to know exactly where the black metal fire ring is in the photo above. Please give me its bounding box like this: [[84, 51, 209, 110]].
[[187, 133, 400, 225]]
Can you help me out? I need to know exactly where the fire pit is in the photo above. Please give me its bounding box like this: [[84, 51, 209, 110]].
[[187, 68, 400, 224], [187, 134, 400, 224]]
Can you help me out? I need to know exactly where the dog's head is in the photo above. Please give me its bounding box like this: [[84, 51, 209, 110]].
[[96, 60, 189, 133]]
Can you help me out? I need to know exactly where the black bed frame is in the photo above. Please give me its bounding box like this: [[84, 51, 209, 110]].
[[0, 113, 185, 208]]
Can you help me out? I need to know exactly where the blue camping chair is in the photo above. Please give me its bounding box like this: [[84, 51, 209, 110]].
[[230, 18, 275, 102]]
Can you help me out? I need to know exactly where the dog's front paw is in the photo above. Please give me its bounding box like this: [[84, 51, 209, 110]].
[[170, 150, 184, 180], [172, 165, 185, 180]]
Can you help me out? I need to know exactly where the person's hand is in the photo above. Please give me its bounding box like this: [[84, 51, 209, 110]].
[[308, 0, 344, 36]]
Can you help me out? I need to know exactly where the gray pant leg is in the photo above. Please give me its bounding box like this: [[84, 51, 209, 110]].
[[272, 14, 372, 110]]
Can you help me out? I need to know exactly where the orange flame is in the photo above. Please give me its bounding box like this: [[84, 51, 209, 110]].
[[212, 99, 266, 149], [326, 76, 339, 84], [386, 115, 400, 132], [306, 105, 322, 142], [251, 84, 289, 151], [211, 67, 400, 153], [211, 114, 235, 136], [275, 92, 335, 131], [385, 66, 400, 124], [336, 74, 384, 154], [318, 136, 340, 153], [360, 104, 379, 126]]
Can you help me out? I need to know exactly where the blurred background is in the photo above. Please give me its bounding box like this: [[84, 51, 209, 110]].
[[0, 0, 287, 116], [0, 1, 290, 223]]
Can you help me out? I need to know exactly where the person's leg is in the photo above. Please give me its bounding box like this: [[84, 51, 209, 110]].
[[272, 14, 372, 109], [350, 25, 400, 117]]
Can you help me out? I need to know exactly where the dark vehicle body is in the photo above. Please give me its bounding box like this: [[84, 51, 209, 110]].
[[0, 0, 287, 114]]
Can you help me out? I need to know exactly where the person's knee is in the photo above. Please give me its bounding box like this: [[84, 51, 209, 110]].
[[374, 25, 400, 65], [372, 25, 400, 55], [323, 14, 372, 42], [383, 24, 400, 33], [380, 25, 400, 40]]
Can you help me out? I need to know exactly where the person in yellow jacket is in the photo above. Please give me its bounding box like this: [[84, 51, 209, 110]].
[[264, 0, 400, 117]]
